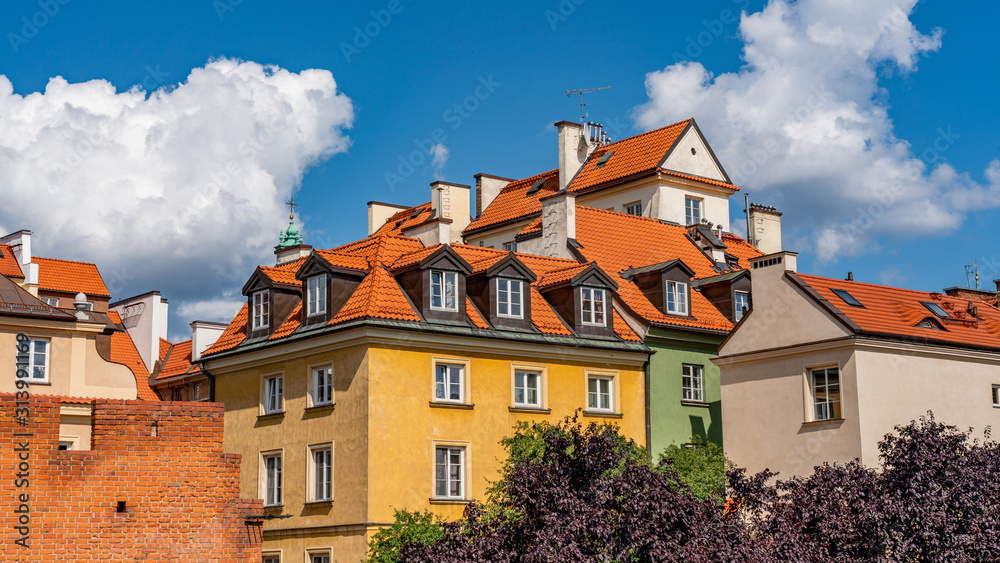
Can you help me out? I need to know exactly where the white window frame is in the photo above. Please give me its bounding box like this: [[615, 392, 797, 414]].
[[262, 374, 284, 415], [513, 370, 541, 408], [580, 287, 606, 326], [624, 201, 642, 216], [24, 337, 50, 383], [434, 362, 466, 403], [685, 196, 702, 226], [666, 281, 689, 316], [434, 445, 466, 500], [40, 296, 59, 307], [252, 290, 270, 330], [587, 375, 614, 412], [306, 275, 327, 317], [307, 443, 333, 503], [430, 270, 459, 312], [682, 364, 704, 402], [503, 241, 517, 252], [261, 450, 283, 507], [307, 551, 331, 563], [311, 365, 333, 407], [734, 291, 749, 321], [261, 553, 281, 563], [992, 385, 999, 408], [496, 278, 523, 319], [810, 367, 842, 421]]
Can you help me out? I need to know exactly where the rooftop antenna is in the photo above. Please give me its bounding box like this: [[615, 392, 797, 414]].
[[566, 86, 613, 124], [964, 260, 980, 290]]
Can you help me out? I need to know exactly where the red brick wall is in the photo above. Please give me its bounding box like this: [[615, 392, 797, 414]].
[[0, 395, 262, 561]]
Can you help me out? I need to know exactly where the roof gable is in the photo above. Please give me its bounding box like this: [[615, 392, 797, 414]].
[[33, 256, 110, 297], [658, 119, 731, 184]]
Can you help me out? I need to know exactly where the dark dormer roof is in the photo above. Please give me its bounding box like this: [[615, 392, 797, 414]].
[[621, 259, 697, 280]]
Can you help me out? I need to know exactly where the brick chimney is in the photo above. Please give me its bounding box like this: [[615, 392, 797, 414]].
[[556, 121, 593, 191], [474, 173, 512, 217], [748, 204, 783, 254], [540, 191, 576, 259]]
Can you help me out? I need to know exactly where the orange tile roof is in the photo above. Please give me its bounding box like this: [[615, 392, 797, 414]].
[[535, 262, 593, 290], [313, 250, 370, 272], [202, 303, 248, 356], [0, 244, 23, 278], [33, 256, 110, 297], [374, 202, 434, 236], [158, 338, 172, 362], [528, 286, 573, 335], [156, 339, 197, 380], [271, 303, 302, 339], [107, 311, 157, 400], [795, 274, 1000, 352], [466, 298, 489, 329], [464, 169, 559, 233], [613, 310, 642, 341], [390, 244, 443, 271], [329, 265, 422, 324], [259, 264, 301, 286], [517, 217, 542, 238], [568, 120, 692, 193]]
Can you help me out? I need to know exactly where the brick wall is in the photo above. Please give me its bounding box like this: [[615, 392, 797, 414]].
[[0, 395, 262, 561]]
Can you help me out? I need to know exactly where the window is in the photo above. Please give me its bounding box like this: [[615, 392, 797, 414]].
[[58, 441, 73, 451], [193, 382, 202, 400], [252, 291, 270, 329], [313, 366, 333, 406], [666, 281, 689, 315], [514, 370, 541, 407], [24, 338, 49, 382], [595, 151, 614, 167], [503, 241, 517, 252], [430, 270, 458, 311], [40, 297, 59, 307], [811, 368, 841, 421], [993, 385, 999, 408], [262, 555, 281, 563], [682, 364, 704, 402], [624, 201, 642, 216], [734, 291, 749, 321], [587, 376, 613, 411], [309, 445, 332, 502], [435, 363, 464, 403], [80, 301, 94, 311], [581, 288, 606, 326], [307, 275, 327, 317], [832, 288, 864, 308], [262, 452, 283, 506], [496, 279, 523, 318], [264, 375, 283, 414], [310, 554, 330, 563], [434, 446, 465, 499], [685, 196, 702, 226], [170, 387, 183, 401], [920, 301, 952, 319]]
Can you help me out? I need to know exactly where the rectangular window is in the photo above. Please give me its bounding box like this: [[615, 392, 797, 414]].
[[993, 385, 999, 408], [514, 370, 540, 407], [264, 375, 283, 414], [666, 281, 689, 315], [171, 387, 183, 401], [40, 297, 59, 307], [23, 338, 49, 382], [682, 364, 704, 402], [685, 196, 702, 226], [262, 556, 280, 563], [307, 275, 327, 317], [435, 363, 464, 403], [310, 555, 330, 563], [263, 453, 282, 506], [503, 241, 517, 252], [587, 376, 613, 411], [811, 368, 842, 421], [624, 201, 642, 216], [434, 446, 465, 499], [581, 288, 606, 326], [430, 270, 458, 311], [496, 279, 523, 318], [734, 291, 749, 321], [58, 441, 73, 451], [193, 382, 202, 400], [310, 445, 332, 502], [313, 366, 333, 406], [252, 291, 270, 329]]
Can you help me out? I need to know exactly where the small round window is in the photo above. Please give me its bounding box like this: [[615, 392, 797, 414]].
[[690, 147, 697, 155]]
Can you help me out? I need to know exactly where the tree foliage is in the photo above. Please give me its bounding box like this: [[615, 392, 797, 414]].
[[365, 509, 445, 563], [658, 435, 730, 502]]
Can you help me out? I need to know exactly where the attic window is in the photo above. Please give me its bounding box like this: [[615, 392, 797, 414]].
[[916, 318, 944, 331], [526, 179, 546, 196], [920, 301, 952, 319], [595, 151, 614, 168], [410, 208, 422, 219], [832, 289, 864, 308]]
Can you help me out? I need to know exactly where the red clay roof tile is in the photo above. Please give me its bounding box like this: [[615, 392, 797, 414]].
[[202, 303, 248, 356], [466, 298, 489, 329], [156, 339, 197, 380], [329, 265, 422, 324], [464, 169, 559, 234], [107, 310, 157, 400], [568, 120, 692, 193], [33, 256, 110, 297], [0, 245, 23, 278], [271, 303, 302, 340]]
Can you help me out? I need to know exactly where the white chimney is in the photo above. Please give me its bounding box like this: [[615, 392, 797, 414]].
[[540, 191, 576, 259], [748, 204, 783, 254], [190, 320, 227, 362], [429, 181, 471, 243], [367, 201, 411, 235], [0, 230, 39, 288], [110, 291, 170, 373], [474, 173, 512, 216], [556, 121, 593, 191]]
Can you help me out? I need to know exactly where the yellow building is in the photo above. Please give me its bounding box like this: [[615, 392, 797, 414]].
[[202, 231, 649, 562]]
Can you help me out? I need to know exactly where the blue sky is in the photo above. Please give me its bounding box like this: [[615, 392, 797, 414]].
[[1, 0, 998, 339]]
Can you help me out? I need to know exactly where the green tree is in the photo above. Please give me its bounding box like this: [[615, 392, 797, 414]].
[[365, 508, 444, 563], [657, 435, 731, 502]]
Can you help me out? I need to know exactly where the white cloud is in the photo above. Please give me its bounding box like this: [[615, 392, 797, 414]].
[[0, 58, 354, 329], [430, 143, 449, 179], [175, 293, 245, 324], [633, 0, 1000, 262]]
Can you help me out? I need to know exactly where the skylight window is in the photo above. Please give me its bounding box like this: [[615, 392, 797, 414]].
[[595, 151, 614, 168], [526, 179, 546, 196], [410, 208, 422, 219], [920, 301, 952, 319], [832, 288, 864, 308]]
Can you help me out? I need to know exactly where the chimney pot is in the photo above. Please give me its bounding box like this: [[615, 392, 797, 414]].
[[847, 272, 853, 281]]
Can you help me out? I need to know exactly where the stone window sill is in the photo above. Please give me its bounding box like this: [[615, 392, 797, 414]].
[[305, 403, 335, 413], [257, 411, 285, 421], [429, 402, 474, 410], [508, 406, 551, 414], [429, 498, 472, 505], [801, 418, 845, 428], [681, 400, 710, 408], [582, 410, 623, 419]]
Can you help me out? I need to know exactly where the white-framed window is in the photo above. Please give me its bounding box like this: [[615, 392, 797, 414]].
[[262, 554, 281, 563], [307, 275, 327, 317], [497, 278, 523, 318], [734, 291, 749, 321], [24, 337, 49, 382], [252, 290, 270, 329], [263, 374, 284, 414], [58, 441, 74, 451], [666, 281, 689, 315], [262, 451, 283, 506], [811, 367, 841, 421], [40, 296, 59, 307], [624, 201, 642, 216], [587, 376, 613, 412], [430, 270, 458, 311], [193, 382, 203, 400], [682, 364, 704, 402], [434, 446, 465, 499], [581, 288, 606, 326], [503, 241, 517, 252], [514, 370, 541, 407], [685, 196, 702, 226], [992, 385, 999, 408], [308, 553, 331, 563], [308, 444, 333, 502], [312, 365, 333, 406], [435, 363, 464, 403]]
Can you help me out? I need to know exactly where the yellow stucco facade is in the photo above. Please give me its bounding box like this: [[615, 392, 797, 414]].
[[208, 326, 647, 563]]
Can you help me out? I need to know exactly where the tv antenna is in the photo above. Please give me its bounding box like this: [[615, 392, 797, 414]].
[[566, 86, 613, 124], [964, 260, 979, 290]]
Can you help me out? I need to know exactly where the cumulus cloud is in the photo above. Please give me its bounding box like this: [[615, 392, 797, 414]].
[[633, 0, 1000, 262], [430, 143, 449, 179], [0, 58, 354, 331]]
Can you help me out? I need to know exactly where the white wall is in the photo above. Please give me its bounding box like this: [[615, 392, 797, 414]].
[[661, 127, 727, 181]]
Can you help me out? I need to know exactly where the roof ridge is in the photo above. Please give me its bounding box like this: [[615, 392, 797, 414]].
[[32, 256, 99, 267], [597, 118, 691, 149], [578, 205, 682, 226], [797, 273, 981, 303]]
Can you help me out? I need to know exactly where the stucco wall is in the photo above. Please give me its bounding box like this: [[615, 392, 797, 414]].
[[661, 127, 728, 181]]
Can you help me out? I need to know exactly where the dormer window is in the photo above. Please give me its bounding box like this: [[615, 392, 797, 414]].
[[430, 270, 458, 311], [252, 291, 270, 329], [581, 287, 606, 326], [734, 291, 749, 321], [666, 281, 689, 315], [497, 278, 523, 318], [306, 275, 327, 317]]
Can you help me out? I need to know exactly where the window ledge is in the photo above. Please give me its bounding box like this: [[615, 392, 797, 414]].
[[428, 498, 472, 505], [582, 410, 623, 419], [28, 381, 51, 386], [257, 411, 285, 421], [304, 499, 333, 506], [681, 400, 710, 408], [429, 401, 475, 410], [801, 418, 845, 428], [263, 504, 284, 510], [305, 403, 335, 413], [508, 406, 551, 414]]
